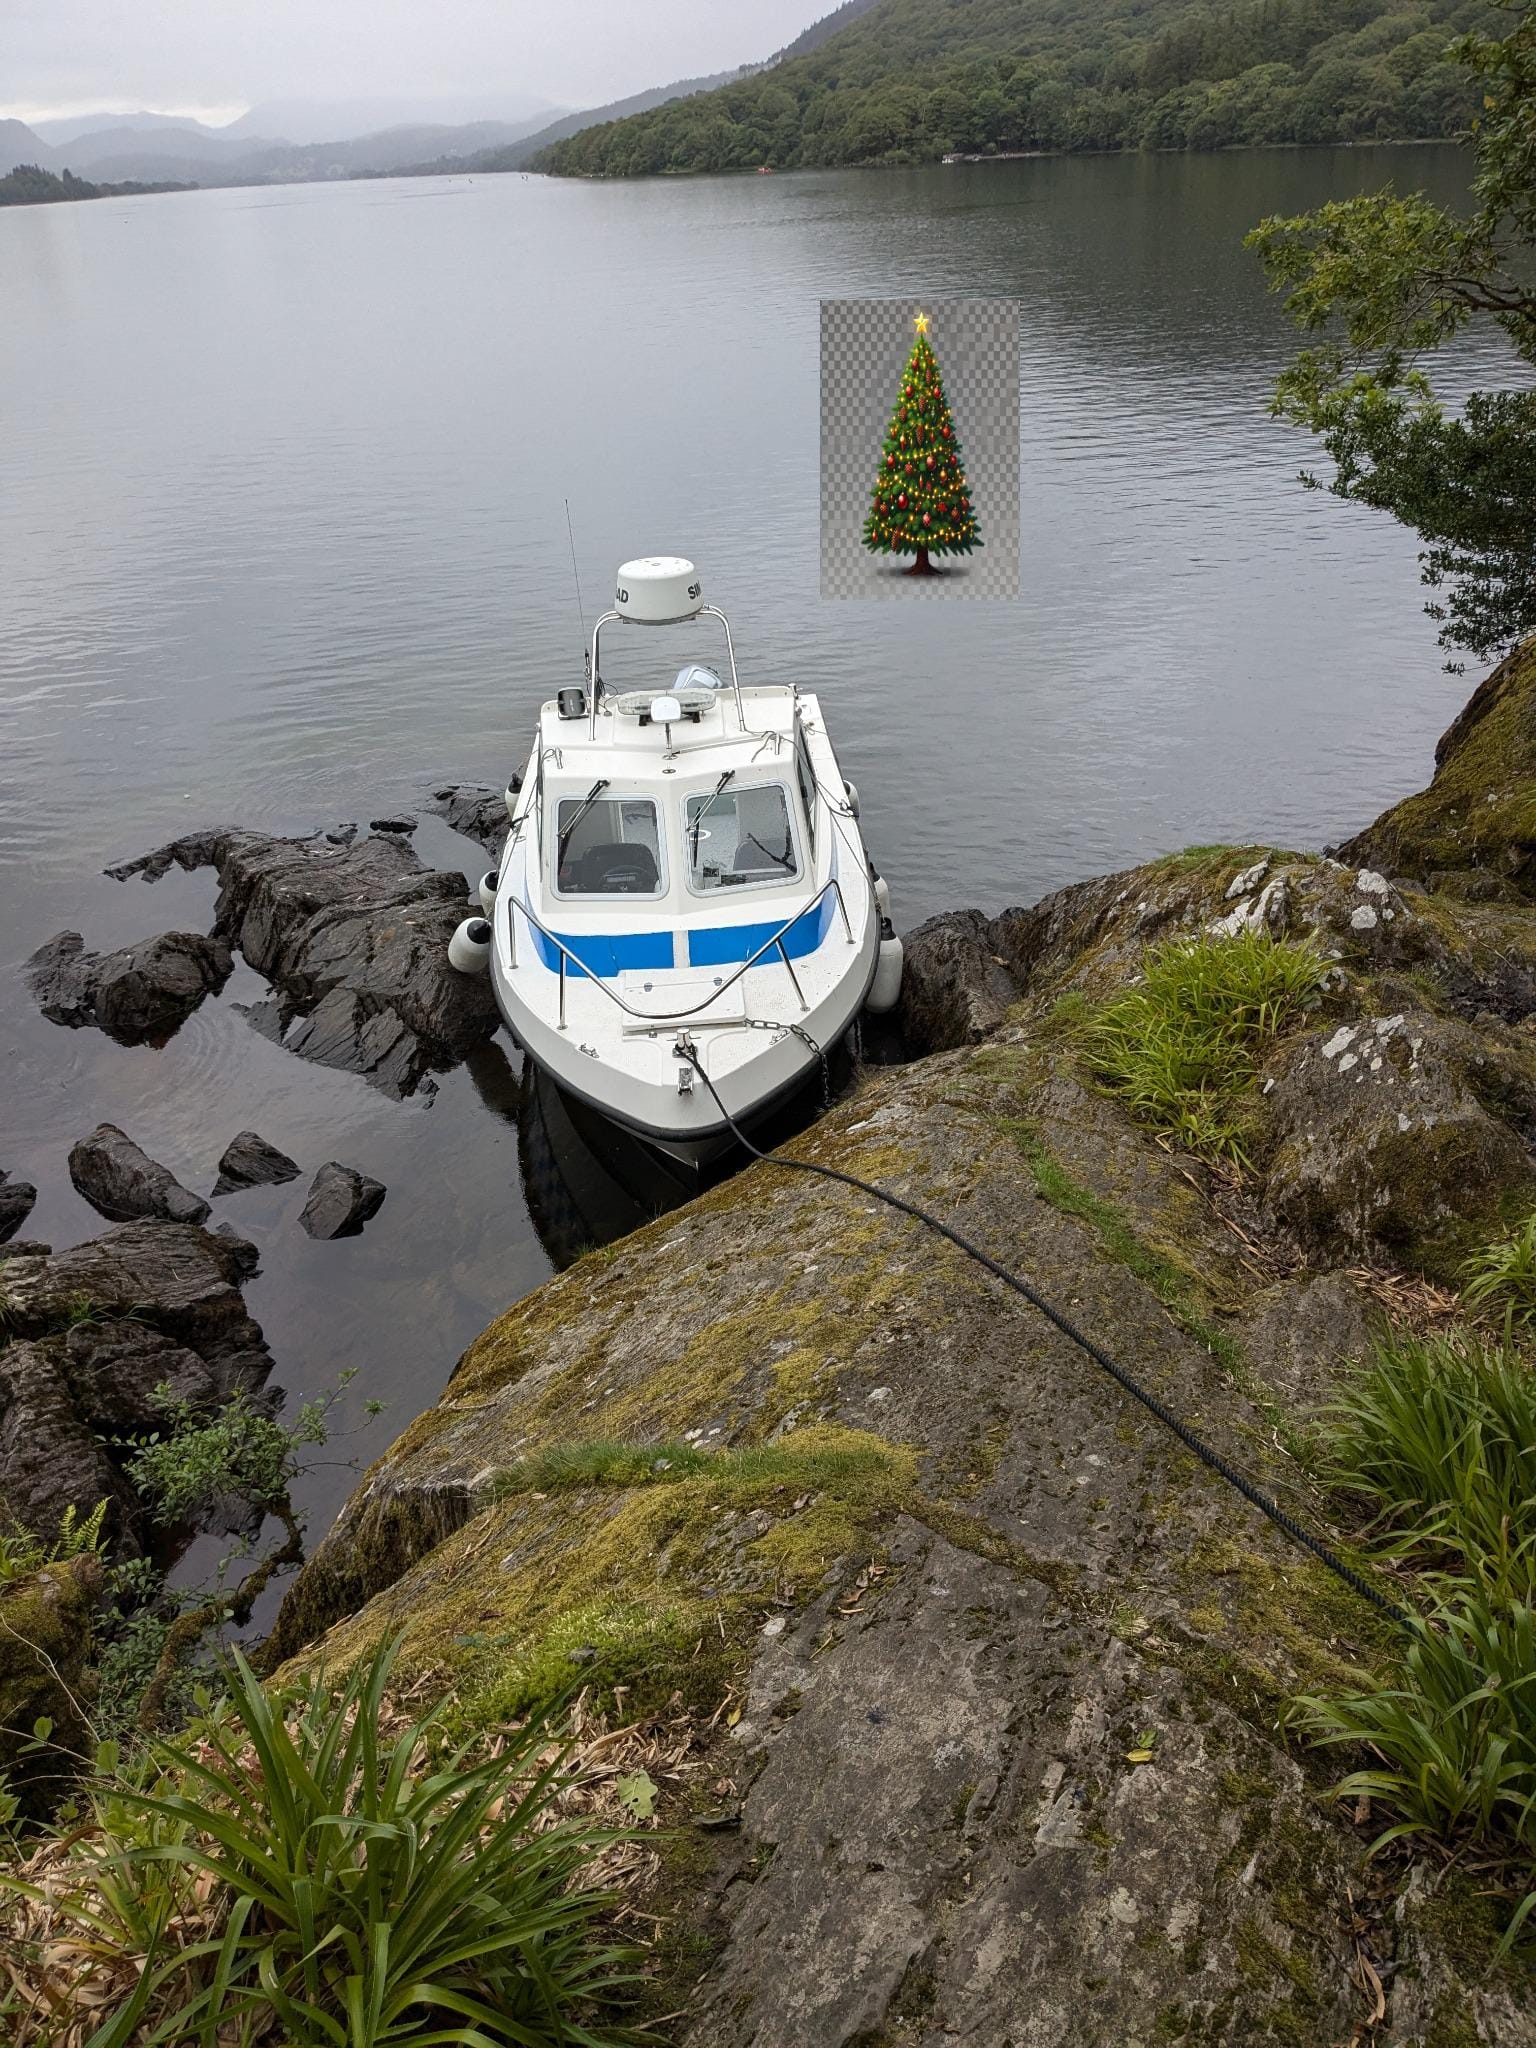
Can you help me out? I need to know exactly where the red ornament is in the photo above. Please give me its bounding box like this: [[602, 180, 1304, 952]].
[[943, 425, 951, 438], [926, 456, 934, 469], [897, 493, 907, 508], [886, 454, 895, 467], [922, 513, 931, 526]]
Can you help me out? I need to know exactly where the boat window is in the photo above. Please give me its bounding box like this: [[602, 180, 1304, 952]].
[[554, 797, 664, 897], [685, 783, 800, 893]]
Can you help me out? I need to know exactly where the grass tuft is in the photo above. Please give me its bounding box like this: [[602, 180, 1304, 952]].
[[1298, 1331, 1536, 1956], [1462, 1209, 1536, 1337], [0, 1634, 649, 2044], [1079, 929, 1326, 1164]]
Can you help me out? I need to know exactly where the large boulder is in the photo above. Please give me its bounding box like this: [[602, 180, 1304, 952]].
[[26, 928, 232, 1043], [106, 826, 498, 1097], [896, 908, 1024, 1054], [0, 1172, 37, 1246], [1337, 637, 1536, 894], [68, 1124, 209, 1226], [0, 1223, 277, 1554]]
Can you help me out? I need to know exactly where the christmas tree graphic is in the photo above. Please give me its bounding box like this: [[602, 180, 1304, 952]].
[[862, 311, 982, 576]]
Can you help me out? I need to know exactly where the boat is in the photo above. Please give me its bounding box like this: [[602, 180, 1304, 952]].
[[449, 556, 902, 1166]]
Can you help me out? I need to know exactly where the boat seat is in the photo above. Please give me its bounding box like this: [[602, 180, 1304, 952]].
[[575, 841, 660, 895]]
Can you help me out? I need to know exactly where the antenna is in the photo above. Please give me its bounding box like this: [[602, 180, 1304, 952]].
[[564, 499, 589, 683]]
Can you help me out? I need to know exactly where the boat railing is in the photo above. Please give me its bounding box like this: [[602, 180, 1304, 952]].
[[505, 875, 860, 1030]]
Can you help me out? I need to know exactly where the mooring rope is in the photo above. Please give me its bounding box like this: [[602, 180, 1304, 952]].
[[676, 1037, 1407, 1628]]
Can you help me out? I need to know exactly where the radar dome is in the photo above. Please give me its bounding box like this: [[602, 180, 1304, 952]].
[[614, 556, 703, 624]]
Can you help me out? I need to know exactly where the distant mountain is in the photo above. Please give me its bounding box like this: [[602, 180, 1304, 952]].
[[444, 70, 749, 173], [55, 123, 284, 173], [30, 110, 219, 145], [222, 95, 556, 146], [0, 119, 54, 174], [537, 0, 1491, 176], [49, 111, 561, 189], [426, 9, 885, 177]]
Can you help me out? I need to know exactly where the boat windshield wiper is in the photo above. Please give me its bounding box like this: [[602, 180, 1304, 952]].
[[558, 778, 610, 863], [689, 770, 735, 871]]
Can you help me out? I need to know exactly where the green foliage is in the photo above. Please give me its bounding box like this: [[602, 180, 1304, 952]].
[[1297, 1330, 1536, 1953], [123, 1383, 330, 1528], [0, 163, 187, 206], [1250, 0, 1536, 664], [1293, 1591, 1536, 1948], [0, 1500, 108, 1585], [1, 1637, 647, 2045], [863, 322, 981, 563], [1079, 929, 1327, 1163], [1462, 1209, 1536, 1335], [1320, 1332, 1536, 1597], [537, 0, 1486, 177]]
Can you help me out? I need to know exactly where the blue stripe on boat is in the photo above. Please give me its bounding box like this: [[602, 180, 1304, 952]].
[[526, 893, 836, 980], [531, 927, 675, 979], [686, 891, 836, 967]]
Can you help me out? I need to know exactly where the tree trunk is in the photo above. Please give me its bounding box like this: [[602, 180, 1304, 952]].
[[905, 546, 938, 576]]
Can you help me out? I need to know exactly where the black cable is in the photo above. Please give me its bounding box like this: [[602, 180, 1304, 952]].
[[676, 1038, 1408, 1629]]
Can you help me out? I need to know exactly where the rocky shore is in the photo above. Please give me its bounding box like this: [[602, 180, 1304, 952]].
[[257, 651, 1536, 2040], [4, 642, 1535, 2040]]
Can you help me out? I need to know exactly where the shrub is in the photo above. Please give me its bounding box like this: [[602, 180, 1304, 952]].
[[1080, 929, 1326, 1164], [0, 1636, 647, 2045]]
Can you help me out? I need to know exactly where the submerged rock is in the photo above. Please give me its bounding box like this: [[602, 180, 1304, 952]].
[[428, 783, 509, 859], [0, 1172, 37, 1246], [26, 927, 232, 1043], [299, 1162, 386, 1240], [106, 825, 498, 1097], [69, 1124, 209, 1226], [213, 1129, 300, 1197]]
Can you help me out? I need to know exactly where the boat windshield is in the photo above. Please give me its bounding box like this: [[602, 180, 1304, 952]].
[[554, 796, 664, 896], [685, 783, 800, 892]]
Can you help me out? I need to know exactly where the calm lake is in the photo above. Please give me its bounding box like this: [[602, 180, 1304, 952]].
[[0, 145, 1510, 1554]]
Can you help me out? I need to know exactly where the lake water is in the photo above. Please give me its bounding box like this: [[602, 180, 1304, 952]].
[[0, 146, 1512, 1558]]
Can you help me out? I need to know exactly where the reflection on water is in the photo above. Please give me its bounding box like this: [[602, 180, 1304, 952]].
[[0, 145, 1512, 1546]]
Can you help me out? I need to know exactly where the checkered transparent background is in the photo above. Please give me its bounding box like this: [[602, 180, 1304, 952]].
[[820, 298, 1019, 601]]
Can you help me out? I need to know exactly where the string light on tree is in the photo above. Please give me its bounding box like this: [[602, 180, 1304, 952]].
[[862, 309, 982, 576]]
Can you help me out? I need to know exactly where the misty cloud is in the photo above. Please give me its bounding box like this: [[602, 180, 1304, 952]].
[[0, 0, 828, 125]]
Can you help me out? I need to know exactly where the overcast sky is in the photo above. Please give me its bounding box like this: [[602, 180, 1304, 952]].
[[0, 0, 831, 126]]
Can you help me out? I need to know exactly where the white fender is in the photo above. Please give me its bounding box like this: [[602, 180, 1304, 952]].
[[479, 868, 499, 918], [449, 917, 493, 975], [866, 927, 903, 1014], [843, 779, 861, 819], [504, 778, 522, 821], [873, 873, 892, 919]]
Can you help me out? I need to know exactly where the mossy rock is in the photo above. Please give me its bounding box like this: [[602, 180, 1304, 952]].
[[1338, 638, 1536, 894], [0, 1554, 100, 1814]]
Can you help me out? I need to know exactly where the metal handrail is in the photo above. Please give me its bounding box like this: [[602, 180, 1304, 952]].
[[506, 873, 859, 1031], [587, 604, 747, 739]]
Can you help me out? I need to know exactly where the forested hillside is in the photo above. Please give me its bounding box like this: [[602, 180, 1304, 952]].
[[536, 0, 1493, 176]]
